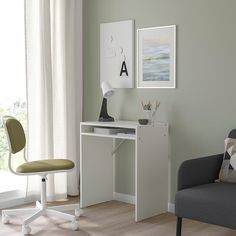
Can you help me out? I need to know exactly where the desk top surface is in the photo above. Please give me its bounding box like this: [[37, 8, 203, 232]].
[[81, 120, 138, 129], [81, 120, 167, 129]]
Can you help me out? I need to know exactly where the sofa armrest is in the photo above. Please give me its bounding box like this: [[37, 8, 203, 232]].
[[178, 153, 223, 190]]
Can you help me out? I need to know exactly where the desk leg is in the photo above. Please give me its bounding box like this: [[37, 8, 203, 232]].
[[136, 125, 168, 221], [80, 136, 113, 208]]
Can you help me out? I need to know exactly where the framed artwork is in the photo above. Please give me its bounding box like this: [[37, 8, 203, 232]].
[[137, 25, 176, 88], [100, 20, 134, 88]]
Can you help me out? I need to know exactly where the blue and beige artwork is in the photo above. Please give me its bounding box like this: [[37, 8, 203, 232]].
[[143, 39, 170, 81]]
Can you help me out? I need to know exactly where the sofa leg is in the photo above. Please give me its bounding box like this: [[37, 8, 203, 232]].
[[176, 217, 182, 236]]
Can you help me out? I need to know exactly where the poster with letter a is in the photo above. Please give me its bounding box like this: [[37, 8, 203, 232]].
[[100, 20, 134, 88]]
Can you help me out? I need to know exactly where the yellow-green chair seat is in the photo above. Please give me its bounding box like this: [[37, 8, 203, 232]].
[[16, 159, 75, 173]]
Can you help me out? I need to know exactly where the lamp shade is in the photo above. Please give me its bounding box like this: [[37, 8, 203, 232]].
[[101, 81, 115, 98]]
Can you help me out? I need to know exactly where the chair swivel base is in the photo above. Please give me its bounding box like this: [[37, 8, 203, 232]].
[[2, 201, 81, 235]]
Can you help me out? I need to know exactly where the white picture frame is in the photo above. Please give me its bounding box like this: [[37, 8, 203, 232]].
[[137, 25, 176, 88], [100, 20, 134, 88]]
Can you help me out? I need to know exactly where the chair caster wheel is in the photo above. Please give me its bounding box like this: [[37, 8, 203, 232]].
[[2, 214, 10, 224], [71, 220, 79, 230], [22, 225, 31, 235], [75, 208, 83, 217]]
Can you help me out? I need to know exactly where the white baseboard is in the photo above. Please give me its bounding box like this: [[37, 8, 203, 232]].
[[0, 195, 38, 210], [2, 191, 174, 215], [113, 192, 135, 205], [168, 202, 175, 213], [0, 192, 68, 210], [113, 193, 175, 213]]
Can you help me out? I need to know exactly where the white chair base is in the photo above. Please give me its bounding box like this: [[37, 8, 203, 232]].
[[2, 201, 81, 235], [2, 177, 81, 235]]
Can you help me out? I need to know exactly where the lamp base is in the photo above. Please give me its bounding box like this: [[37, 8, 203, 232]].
[[99, 116, 115, 122], [98, 98, 115, 122]]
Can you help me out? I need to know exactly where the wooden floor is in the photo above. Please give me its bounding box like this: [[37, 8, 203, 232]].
[[0, 199, 236, 235]]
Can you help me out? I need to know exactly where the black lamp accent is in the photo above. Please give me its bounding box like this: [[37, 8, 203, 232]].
[[99, 98, 114, 122], [98, 81, 115, 122]]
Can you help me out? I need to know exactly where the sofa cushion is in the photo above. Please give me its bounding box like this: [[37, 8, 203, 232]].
[[219, 138, 236, 182], [175, 182, 236, 229]]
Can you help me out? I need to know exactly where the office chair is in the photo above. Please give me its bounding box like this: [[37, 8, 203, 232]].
[[1, 116, 80, 235]]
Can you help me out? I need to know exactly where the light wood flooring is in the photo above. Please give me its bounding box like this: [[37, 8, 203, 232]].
[[0, 198, 236, 236]]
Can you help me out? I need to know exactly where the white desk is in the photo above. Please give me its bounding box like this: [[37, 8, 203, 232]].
[[80, 121, 168, 221]]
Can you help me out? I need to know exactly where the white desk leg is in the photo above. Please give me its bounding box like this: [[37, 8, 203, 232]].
[[136, 124, 168, 221], [80, 136, 113, 208]]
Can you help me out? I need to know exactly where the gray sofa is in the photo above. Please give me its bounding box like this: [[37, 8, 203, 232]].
[[175, 129, 236, 236]]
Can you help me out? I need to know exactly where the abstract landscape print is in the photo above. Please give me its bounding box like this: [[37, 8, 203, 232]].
[[143, 39, 170, 82], [137, 25, 176, 88]]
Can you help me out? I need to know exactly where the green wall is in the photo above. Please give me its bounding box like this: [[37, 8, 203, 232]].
[[83, 0, 236, 203]]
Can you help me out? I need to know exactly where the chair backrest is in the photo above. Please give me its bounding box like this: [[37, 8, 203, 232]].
[[2, 116, 26, 154], [228, 129, 236, 139]]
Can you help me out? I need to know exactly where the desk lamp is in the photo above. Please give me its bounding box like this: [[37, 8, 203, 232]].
[[99, 81, 115, 122]]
